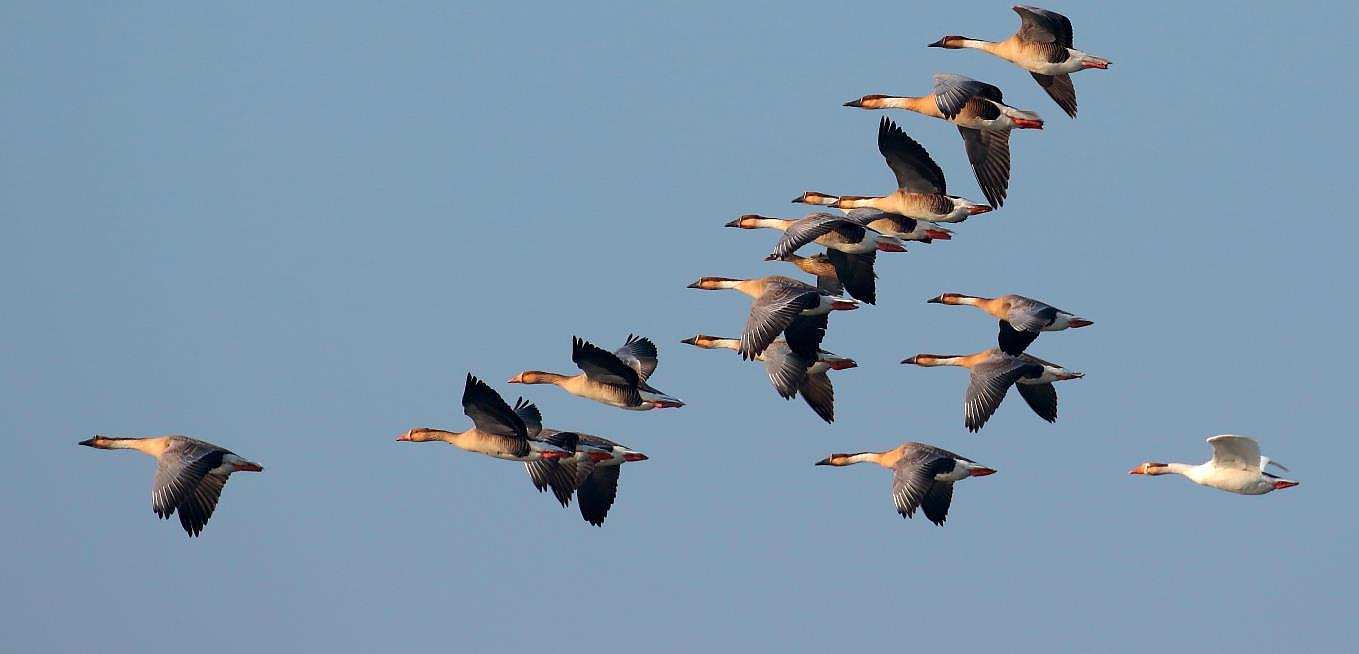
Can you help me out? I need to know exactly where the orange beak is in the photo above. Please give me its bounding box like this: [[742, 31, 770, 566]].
[[1128, 465, 1146, 475], [1272, 480, 1299, 490], [395, 430, 414, 442], [1012, 117, 1044, 129], [1082, 60, 1110, 70], [623, 453, 649, 462], [969, 466, 996, 477], [967, 205, 993, 215], [876, 240, 907, 253], [925, 229, 953, 240], [1068, 319, 1093, 328], [831, 300, 859, 311], [828, 358, 857, 370]]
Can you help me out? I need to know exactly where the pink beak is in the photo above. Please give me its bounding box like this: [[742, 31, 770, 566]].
[[828, 358, 858, 370], [969, 467, 996, 477], [623, 453, 649, 462], [1272, 480, 1299, 490], [831, 300, 859, 311], [967, 205, 993, 215], [876, 240, 907, 253], [1068, 319, 1094, 328], [925, 229, 953, 240]]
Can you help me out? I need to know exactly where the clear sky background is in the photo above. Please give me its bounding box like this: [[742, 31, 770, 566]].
[[3, 2, 1356, 652]]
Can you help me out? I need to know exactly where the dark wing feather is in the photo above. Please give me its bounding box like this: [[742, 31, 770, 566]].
[[877, 117, 947, 194], [798, 371, 836, 423], [614, 334, 659, 382], [769, 214, 864, 260], [176, 472, 228, 537], [825, 249, 877, 305], [462, 374, 527, 439], [577, 465, 621, 527], [1016, 382, 1059, 423], [964, 358, 1044, 432], [919, 482, 955, 526], [781, 313, 828, 359], [933, 74, 1004, 119], [512, 398, 543, 438], [1014, 5, 1073, 48], [997, 320, 1041, 356], [957, 126, 1011, 209], [572, 337, 640, 388], [1032, 73, 1077, 118]]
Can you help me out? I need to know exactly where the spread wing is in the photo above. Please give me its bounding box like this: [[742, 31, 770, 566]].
[[769, 214, 865, 260], [760, 342, 813, 399], [176, 471, 229, 537], [798, 370, 836, 424], [781, 313, 829, 359], [742, 286, 820, 360], [1015, 381, 1059, 423], [577, 465, 621, 527], [462, 374, 528, 439], [1031, 73, 1077, 118], [933, 73, 1004, 119], [891, 453, 955, 522], [512, 398, 542, 438], [965, 357, 1044, 432], [1207, 435, 1263, 471], [614, 334, 658, 382], [151, 441, 225, 521], [572, 337, 641, 388], [878, 116, 947, 194], [957, 126, 1011, 209], [1014, 5, 1073, 48], [825, 248, 877, 305], [997, 320, 1041, 356]]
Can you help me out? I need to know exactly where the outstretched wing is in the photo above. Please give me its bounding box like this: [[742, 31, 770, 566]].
[[614, 334, 659, 382], [891, 453, 954, 521], [742, 286, 819, 360], [825, 249, 877, 305], [798, 370, 836, 424], [1014, 5, 1073, 48], [1015, 381, 1059, 423], [462, 374, 527, 439], [572, 337, 641, 388], [769, 214, 865, 260], [933, 73, 1004, 119], [1032, 73, 1077, 118], [957, 126, 1011, 209], [1207, 435, 1263, 471], [964, 357, 1043, 432], [877, 117, 947, 194]]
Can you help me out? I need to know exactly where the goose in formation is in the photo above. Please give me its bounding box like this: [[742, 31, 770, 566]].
[[844, 74, 1043, 208], [902, 348, 1083, 431], [681, 334, 857, 423], [78, 434, 263, 537], [816, 442, 995, 525], [687, 275, 859, 360], [1130, 435, 1299, 495], [525, 432, 649, 526], [793, 117, 991, 223], [726, 212, 906, 304], [508, 335, 684, 410], [928, 292, 1091, 355], [777, 252, 845, 296], [928, 5, 1110, 118], [396, 373, 572, 462]]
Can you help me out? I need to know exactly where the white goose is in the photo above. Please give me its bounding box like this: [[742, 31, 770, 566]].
[[1129, 435, 1299, 495]]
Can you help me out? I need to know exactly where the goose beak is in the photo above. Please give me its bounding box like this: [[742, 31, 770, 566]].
[[901, 355, 920, 365], [967, 205, 993, 215], [814, 456, 832, 466], [686, 280, 702, 289], [77, 437, 97, 447], [831, 300, 859, 311], [1128, 465, 1146, 475], [875, 240, 907, 253], [925, 229, 953, 240], [925, 295, 945, 304], [623, 452, 649, 462], [724, 218, 742, 228], [927, 38, 947, 48], [680, 336, 698, 345], [829, 358, 857, 370], [395, 430, 414, 442], [843, 98, 864, 108], [1068, 319, 1094, 328], [1272, 480, 1299, 490], [968, 466, 996, 477], [234, 462, 264, 473], [1012, 117, 1044, 129]]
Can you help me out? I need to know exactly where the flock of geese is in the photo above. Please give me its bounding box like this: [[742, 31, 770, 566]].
[[77, 6, 1299, 538]]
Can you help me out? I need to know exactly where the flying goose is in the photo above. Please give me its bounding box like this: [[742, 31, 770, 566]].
[[681, 334, 857, 423], [794, 117, 991, 223], [816, 442, 995, 525], [78, 434, 263, 537], [928, 292, 1091, 355], [902, 348, 1083, 432], [928, 6, 1110, 118], [1130, 435, 1299, 495], [396, 373, 572, 461], [845, 74, 1043, 207], [687, 275, 858, 360], [508, 335, 684, 410]]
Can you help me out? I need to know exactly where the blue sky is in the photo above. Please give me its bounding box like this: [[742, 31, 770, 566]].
[[2, 2, 1355, 652]]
